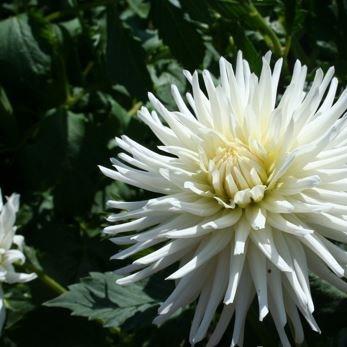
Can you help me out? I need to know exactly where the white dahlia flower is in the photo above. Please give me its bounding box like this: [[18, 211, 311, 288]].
[[0, 190, 36, 333], [100, 52, 347, 346]]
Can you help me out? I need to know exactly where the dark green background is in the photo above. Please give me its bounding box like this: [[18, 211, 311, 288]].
[[0, 0, 347, 346]]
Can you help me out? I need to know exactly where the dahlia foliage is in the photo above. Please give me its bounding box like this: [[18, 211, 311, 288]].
[[100, 52, 347, 346], [0, 190, 36, 333]]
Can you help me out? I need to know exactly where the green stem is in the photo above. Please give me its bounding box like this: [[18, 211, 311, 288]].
[[83, 61, 94, 78], [281, 34, 292, 75], [25, 263, 67, 295], [284, 35, 292, 58], [247, 2, 283, 57], [65, 89, 86, 109]]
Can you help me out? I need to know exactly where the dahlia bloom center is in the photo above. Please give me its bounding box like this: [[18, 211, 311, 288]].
[[205, 141, 268, 208]]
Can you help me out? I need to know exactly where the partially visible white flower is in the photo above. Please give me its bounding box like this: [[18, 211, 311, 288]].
[[0, 190, 36, 333], [100, 52, 347, 346]]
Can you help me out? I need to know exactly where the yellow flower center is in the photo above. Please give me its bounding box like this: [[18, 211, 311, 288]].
[[205, 142, 268, 208]]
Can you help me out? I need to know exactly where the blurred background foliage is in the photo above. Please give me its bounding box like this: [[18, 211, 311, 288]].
[[0, 0, 347, 346]]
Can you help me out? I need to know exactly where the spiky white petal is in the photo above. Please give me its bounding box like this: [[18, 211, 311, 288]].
[[101, 52, 347, 345]]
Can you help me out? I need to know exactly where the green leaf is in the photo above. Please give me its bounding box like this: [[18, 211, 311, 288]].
[[310, 275, 347, 315], [231, 23, 262, 73], [0, 85, 12, 116], [106, 5, 152, 100], [0, 85, 17, 147], [18, 108, 86, 191], [0, 13, 51, 79], [4, 284, 35, 329], [148, 59, 187, 109], [127, 0, 150, 18], [180, 0, 212, 24], [150, 0, 205, 69], [207, 0, 250, 21], [45, 272, 160, 330], [0, 12, 67, 108], [283, 0, 306, 36], [17, 94, 130, 216], [306, 275, 347, 343]]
